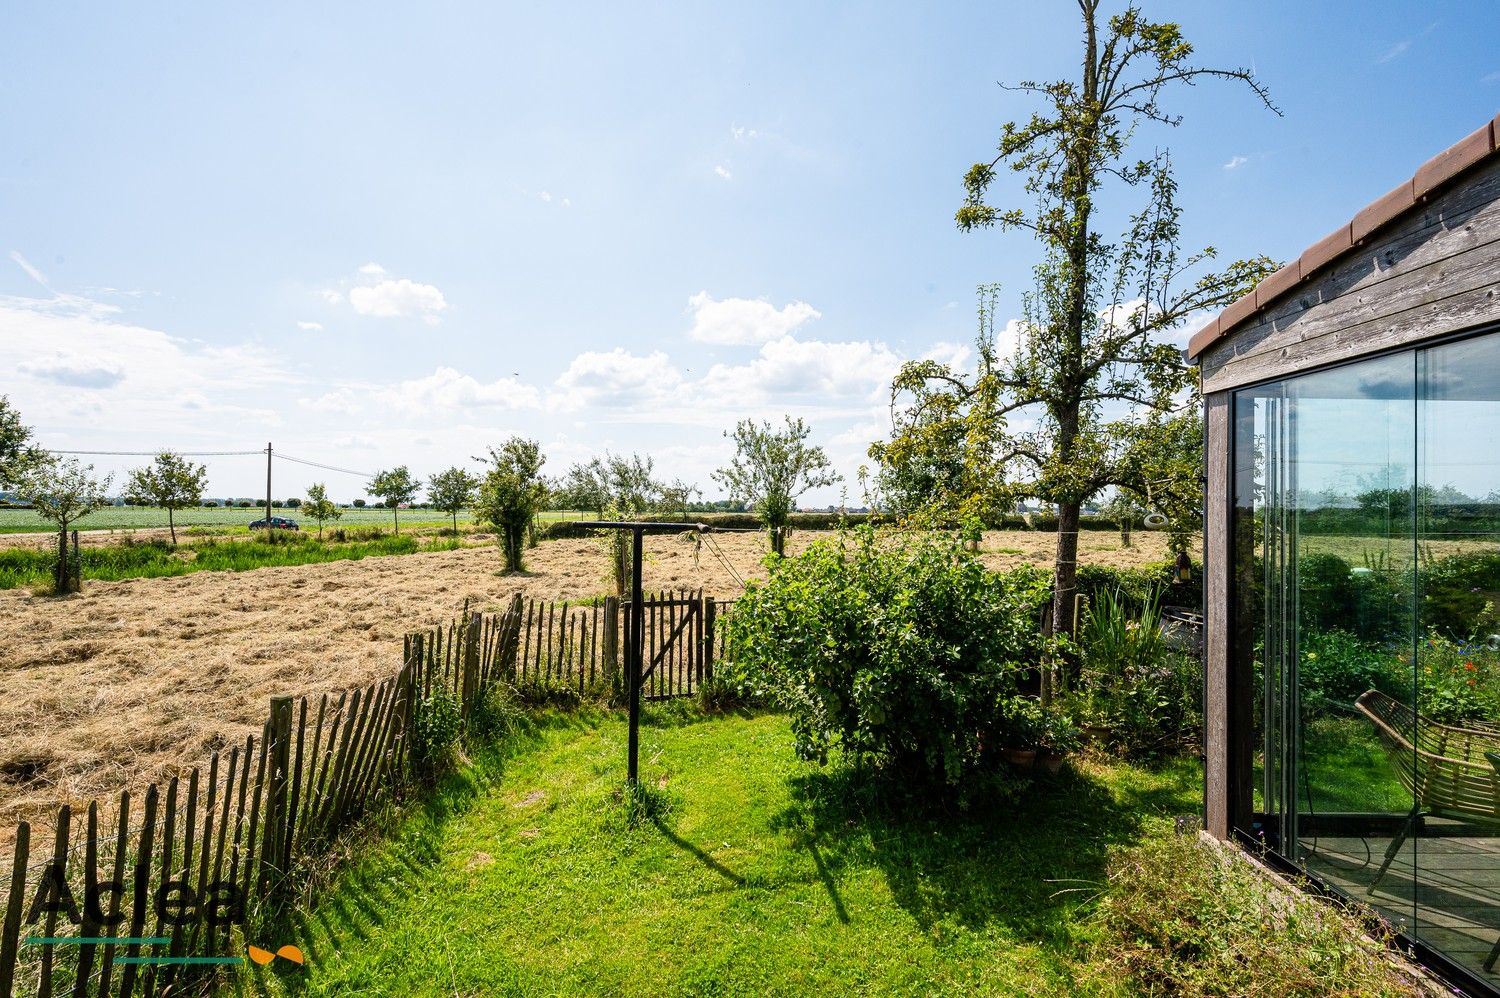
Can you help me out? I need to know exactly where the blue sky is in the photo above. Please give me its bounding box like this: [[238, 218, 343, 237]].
[[2, 1, 1497, 504]]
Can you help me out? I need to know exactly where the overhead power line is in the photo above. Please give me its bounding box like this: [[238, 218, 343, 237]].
[[273, 452, 376, 479], [45, 449, 264, 457]]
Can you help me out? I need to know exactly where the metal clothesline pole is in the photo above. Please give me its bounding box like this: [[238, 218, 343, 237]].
[[567, 520, 758, 784]]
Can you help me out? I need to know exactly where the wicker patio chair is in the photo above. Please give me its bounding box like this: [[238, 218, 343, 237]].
[[1355, 690, 1500, 970], [1355, 690, 1500, 884]]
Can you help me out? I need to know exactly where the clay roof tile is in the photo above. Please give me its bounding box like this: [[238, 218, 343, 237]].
[[1414, 124, 1495, 198], [1186, 115, 1500, 361], [1254, 261, 1302, 311], [1352, 181, 1417, 244], [1299, 223, 1354, 278]]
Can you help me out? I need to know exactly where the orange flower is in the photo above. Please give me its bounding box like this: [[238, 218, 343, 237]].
[[1467, 662, 1477, 671]]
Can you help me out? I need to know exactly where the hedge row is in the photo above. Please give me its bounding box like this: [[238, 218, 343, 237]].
[[1076, 559, 1201, 612], [540, 510, 1162, 540]]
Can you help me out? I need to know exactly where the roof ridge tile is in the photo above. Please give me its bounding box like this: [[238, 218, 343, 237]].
[[1189, 113, 1500, 361]]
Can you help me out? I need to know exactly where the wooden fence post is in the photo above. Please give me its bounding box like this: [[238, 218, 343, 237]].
[[0, 821, 26, 997], [399, 634, 421, 774], [603, 596, 619, 692], [703, 597, 717, 683], [261, 696, 293, 905], [55, 527, 67, 593], [462, 612, 481, 719]]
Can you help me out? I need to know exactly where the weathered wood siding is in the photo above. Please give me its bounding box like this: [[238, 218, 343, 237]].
[[1203, 390, 1234, 837], [1200, 155, 1500, 393]]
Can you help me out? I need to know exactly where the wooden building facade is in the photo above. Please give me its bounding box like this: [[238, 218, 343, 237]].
[[1191, 114, 1500, 992]]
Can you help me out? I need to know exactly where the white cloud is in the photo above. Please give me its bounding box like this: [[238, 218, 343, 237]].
[[698, 336, 900, 404], [553, 348, 681, 409], [1378, 39, 1411, 63], [17, 354, 126, 389], [319, 265, 449, 323], [0, 291, 293, 442], [714, 164, 732, 180], [381, 367, 541, 414], [1223, 155, 1249, 170], [9, 250, 49, 288], [922, 341, 971, 369], [997, 318, 1032, 360], [1482, 70, 1500, 85], [731, 125, 760, 143], [296, 320, 323, 331], [540, 191, 553, 203], [348, 278, 448, 323], [686, 291, 820, 346], [561, 197, 572, 207]]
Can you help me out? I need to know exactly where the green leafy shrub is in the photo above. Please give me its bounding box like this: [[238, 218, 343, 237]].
[[1420, 551, 1500, 639], [468, 682, 525, 741], [1286, 552, 1410, 642], [1297, 629, 1405, 710], [1415, 630, 1500, 724], [1076, 588, 1200, 759], [999, 696, 1046, 750], [1076, 560, 1200, 612], [412, 688, 463, 771], [696, 673, 755, 713], [721, 526, 1051, 788], [1090, 831, 1419, 996]]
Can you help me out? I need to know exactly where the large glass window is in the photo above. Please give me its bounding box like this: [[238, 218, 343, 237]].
[[1235, 328, 1500, 983]]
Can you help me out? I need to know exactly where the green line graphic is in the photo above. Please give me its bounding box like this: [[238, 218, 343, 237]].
[[24, 937, 171, 945], [115, 956, 246, 965]]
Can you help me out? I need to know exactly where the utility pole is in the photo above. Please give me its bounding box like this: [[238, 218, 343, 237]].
[[265, 442, 273, 525]]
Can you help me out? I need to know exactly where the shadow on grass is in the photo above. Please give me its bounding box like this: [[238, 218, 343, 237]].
[[639, 700, 771, 729], [770, 761, 1196, 943], [650, 817, 747, 887], [227, 708, 596, 997]]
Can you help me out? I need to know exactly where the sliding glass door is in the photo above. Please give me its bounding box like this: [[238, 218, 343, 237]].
[[1235, 329, 1500, 980]]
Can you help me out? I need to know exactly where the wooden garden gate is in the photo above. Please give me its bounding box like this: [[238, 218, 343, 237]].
[[625, 590, 719, 701]]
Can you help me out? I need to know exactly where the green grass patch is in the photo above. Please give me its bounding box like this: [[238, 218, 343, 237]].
[[1253, 714, 1411, 816], [0, 533, 458, 589], [233, 709, 1207, 997], [0, 507, 594, 535]]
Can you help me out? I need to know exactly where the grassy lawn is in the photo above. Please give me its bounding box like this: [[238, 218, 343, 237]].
[[233, 708, 1201, 997], [0, 533, 480, 589], [0, 507, 591, 534], [1252, 714, 1411, 816]]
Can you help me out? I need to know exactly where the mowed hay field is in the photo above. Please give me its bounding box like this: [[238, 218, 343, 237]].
[[0, 528, 1177, 843]]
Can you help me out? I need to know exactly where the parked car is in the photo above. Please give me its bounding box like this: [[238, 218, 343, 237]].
[[249, 516, 300, 531]]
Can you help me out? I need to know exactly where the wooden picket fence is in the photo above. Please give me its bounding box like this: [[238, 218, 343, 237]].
[[510, 589, 731, 701], [0, 591, 733, 997]]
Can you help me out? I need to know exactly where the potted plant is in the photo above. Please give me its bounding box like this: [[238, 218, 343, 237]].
[[1037, 711, 1082, 774], [1000, 698, 1044, 769]]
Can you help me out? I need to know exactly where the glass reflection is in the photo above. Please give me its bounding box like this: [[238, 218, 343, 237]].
[[1237, 330, 1500, 981]]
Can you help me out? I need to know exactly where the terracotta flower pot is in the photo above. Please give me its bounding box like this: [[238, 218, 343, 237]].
[[1002, 748, 1036, 769]]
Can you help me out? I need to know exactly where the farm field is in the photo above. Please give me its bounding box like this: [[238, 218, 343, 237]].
[[0, 506, 592, 537], [0, 529, 1177, 845], [235, 708, 1203, 997]]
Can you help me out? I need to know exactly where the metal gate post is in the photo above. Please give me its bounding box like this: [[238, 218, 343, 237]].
[[628, 526, 644, 785]]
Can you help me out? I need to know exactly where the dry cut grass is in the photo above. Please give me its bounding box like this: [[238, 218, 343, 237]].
[[0, 527, 1176, 844]]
